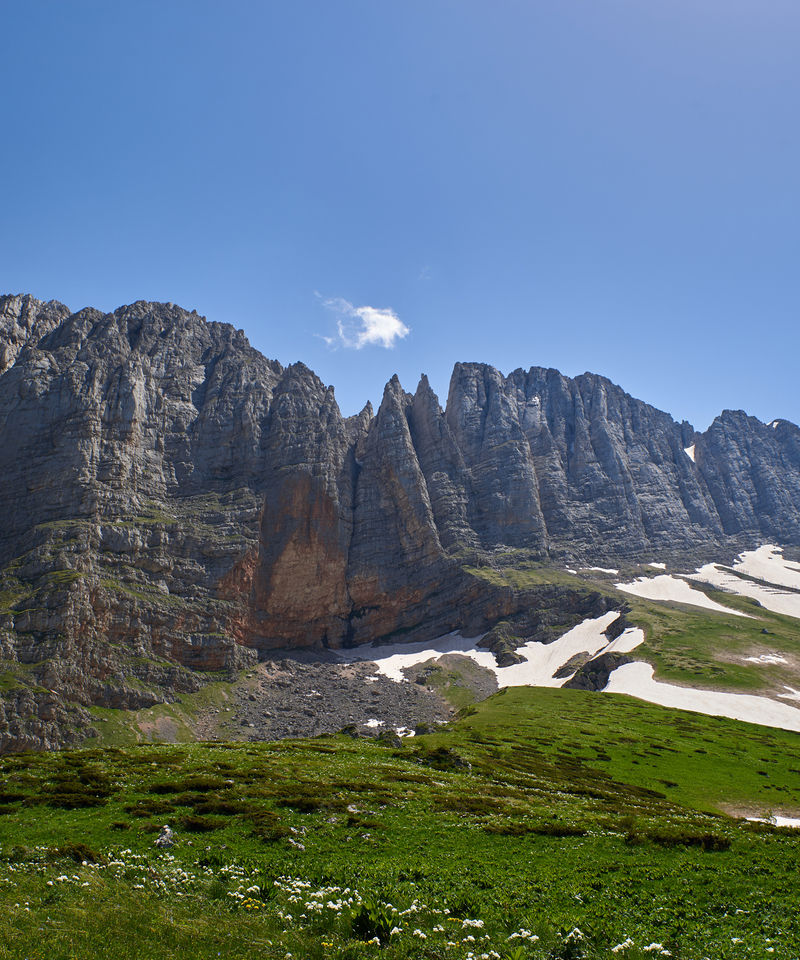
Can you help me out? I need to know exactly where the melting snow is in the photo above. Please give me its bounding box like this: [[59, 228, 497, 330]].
[[582, 566, 619, 575], [604, 627, 646, 654], [492, 611, 620, 687], [338, 634, 498, 683], [615, 574, 752, 618], [684, 444, 696, 462], [340, 543, 800, 735], [690, 562, 800, 621], [338, 612, 640, 689], [731, 545, 800, 591], [604, 662, 800, 733], [747, 815, 800, 828]]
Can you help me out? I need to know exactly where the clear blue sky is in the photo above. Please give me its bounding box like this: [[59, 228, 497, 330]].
[[2, 1, 798, 429]]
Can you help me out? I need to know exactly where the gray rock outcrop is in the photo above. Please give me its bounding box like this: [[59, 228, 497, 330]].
[[2, 293, 800, 749]]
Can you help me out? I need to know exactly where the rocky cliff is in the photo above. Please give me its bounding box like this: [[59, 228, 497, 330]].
[[2, 293, 799, 749]]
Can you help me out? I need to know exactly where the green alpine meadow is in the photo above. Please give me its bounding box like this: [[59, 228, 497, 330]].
[[2, 686, 798, 960]]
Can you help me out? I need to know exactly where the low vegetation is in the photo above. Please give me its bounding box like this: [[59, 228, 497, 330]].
[[2, 687, 799, 958]]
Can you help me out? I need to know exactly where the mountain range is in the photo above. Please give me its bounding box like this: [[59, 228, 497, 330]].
[[2, 292, 800, 750]]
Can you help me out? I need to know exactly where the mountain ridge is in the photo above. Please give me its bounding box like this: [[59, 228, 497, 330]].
[[2, 292, 800, 750]]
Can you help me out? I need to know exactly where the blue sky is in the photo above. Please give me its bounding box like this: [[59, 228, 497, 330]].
[[2, 1, 798, 429]]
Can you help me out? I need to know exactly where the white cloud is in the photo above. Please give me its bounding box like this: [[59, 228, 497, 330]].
[[320, 296, 410, 350]]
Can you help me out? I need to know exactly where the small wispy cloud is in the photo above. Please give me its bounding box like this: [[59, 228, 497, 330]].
[[318, 295, 410, 350]]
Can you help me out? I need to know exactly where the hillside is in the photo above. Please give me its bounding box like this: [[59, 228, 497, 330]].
[[2, 690, 799, 959]]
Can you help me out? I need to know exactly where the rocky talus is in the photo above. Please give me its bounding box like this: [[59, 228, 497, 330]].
[[1, 293, 799, 749]]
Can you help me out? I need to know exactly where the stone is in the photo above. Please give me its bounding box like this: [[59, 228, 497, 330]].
[[2, 293, 800, 749], [154, 825, 175, 848]]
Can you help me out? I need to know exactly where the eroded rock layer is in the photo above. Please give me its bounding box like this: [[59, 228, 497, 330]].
[[2, 293, 800, 748]]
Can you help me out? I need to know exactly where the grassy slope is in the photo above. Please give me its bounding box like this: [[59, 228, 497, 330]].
[[85, 677, 241, 747], [455, 687, 800, 815], [2, 688, 799, 959]]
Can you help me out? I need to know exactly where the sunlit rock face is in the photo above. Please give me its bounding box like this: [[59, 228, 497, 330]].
[[2, 293, 800, 749]]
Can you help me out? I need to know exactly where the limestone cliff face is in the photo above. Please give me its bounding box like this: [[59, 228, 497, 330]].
[[2, 293, 800, 749]]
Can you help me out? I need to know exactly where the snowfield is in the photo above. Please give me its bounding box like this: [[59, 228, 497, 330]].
[[615, 574, 752, 617], [748, 815, 800, 829], [339, 612, 642, 690], [604, 662, 800, 733], [490, 611, 621, 687], [744, 653, 787, 665], [690, 563, 800, 620], [733, 545, 800, 590]]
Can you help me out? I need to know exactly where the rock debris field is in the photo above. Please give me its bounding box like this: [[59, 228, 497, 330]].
[[194, 654, 455, 742]]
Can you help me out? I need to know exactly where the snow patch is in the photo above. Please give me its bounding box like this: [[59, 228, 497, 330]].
[[690, 562, 800, 620], [648, 562, 667, 570], [364, 718, 384, 728], [582, 566, 619, 575], [338, 634, 498, 683], [731, 545, 800, 591], [747, 815, 800, 828], [684, 444, 696, 462], [778, 686, 800, 702], [615, 574, 752, 618], [605, 627, 645, 654], [338, 612, 632, 689], [604, 662, 800, 733], [744, 654, 788, 665], [493, 611, 620, 687]]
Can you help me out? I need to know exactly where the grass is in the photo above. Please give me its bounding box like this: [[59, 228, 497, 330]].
[[464, 561, 598, 591], [453, 686, 800, 815], [408, 654, 495, 709], [623, 588, 800, 694], [86, 676, 240, 747], [1, 687, 799, 958]]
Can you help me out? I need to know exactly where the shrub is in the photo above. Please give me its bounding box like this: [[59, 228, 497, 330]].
[[193, 799, 250, 816], [625, 826, 731, 851], [179, 814, 222, 833], [530, 821, 588, 838], [124, 799, 176, 817], [47, 841, 104, 864], [348, 899, 397, 943], [150, 776, 226, 794], [0, 791, 26, 803], [248, 811, 290, 842], [44, 791, 108, 809]]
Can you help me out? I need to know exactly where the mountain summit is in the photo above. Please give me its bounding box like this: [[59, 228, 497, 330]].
[[1, 294, 799, 749]]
